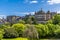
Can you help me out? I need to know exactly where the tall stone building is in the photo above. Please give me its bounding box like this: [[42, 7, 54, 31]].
[[0, 17, 7, 24], [35, 9, 56, 23], [7, 15, 22, 24]]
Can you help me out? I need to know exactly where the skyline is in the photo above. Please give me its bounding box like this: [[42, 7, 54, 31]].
[[0, 0, 60, 18]]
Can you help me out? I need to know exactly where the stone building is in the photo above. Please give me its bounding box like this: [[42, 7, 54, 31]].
[[35, 9, 56, 23], [0, 17, 7, 24], [7, 15, 22, 24]]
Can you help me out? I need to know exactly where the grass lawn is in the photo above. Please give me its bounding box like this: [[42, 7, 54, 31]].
[[2, 38, 57, 40], [2, 38, 28, 40]]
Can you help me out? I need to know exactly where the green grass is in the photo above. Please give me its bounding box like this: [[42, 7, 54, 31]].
[[2, 38, 58, 40], [2, 38, 28, 40]]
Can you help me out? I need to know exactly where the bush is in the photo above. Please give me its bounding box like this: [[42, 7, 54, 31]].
[[54, 29, 60, 38], [54, 25, 60, 38], [23, 24, 39, 39], [4, 27, 19, 38], [45, 24, 55, 38], [35, 24, 49, 38], [18, 20, 25, 24], [52, 14, 60, 24], [12, 23, 25, 37], [0, 28, 4, 40]]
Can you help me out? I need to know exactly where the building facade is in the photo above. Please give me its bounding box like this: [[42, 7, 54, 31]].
[[7, 15, 22, 24], [35, 9, 56, 23]]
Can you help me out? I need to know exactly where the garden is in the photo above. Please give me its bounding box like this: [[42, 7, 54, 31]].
[[0, 14, 60, 40]]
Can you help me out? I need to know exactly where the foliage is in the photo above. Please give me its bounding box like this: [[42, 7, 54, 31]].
[[1, 14, 60, 39], [18, 20, 25, 24], [52, 14, 60, 24], [23, 24, 39, 39], [4, 22, 10, 26], [46, 20, 53, 24], [35, 24, 49, 38], [12, 23, 25, 37], [2, 38, 28, 40], [46, 24, 56, 37], [3, 27, 19, 38], [0, 28, 4, 40], [54, 25, 60, 38], [0, 24, 11, 30], [24, 16, 37, 24]]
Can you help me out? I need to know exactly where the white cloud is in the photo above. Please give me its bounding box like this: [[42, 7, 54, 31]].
[[14, 12, 35, 15], [0, 15, 6, 19], [21, 12, 35, 15], [29, 0, 38, 4], [24, 0, 38, 4], [47, 0, 60, 5], [57, 11, 60, 13]]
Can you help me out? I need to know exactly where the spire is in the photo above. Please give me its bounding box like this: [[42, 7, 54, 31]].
[[40, 8, 45, 14], [35, 11, 36, 14], [40, 8, 43, 12], [47, 10, 50, 14], [36, 8, 45, 14]]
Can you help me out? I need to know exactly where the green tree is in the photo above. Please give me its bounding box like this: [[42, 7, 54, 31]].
[[18, 20, 25, 24], [46, 20, 52, 24], [0, 28, 4, 40], [24, 15, 37, 24], [53, 14, 60, 24], [35, 24, 49, 38], [4, 27, 19, 38], [23, 24, 39, 40], [0, 24, 10, 29], [31, 16, 37, 24], [4, 22, 10, 26], [46, 24, 55, 37], [53, 25, 60, 38], [12, 23, 25, 37]]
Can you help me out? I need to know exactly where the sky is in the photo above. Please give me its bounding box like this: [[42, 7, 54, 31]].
[[0, 0, 60, 18]]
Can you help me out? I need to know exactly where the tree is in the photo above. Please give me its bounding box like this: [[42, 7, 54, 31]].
[[4, 22, 10, 26], [30, 16, 37, 24], [35, 24, 49, 38], [12, 23, 25, 37], [53, 14, 60, 24], [0, 28, 4, 40], [18, 20, 25, 24], [46, 24, 55, 37], [0, 24, 11, 29], [46, 20, 52, 24], [53, 25, 60, 38], [23, 24, 39, 40], [4, 27, 19, 38], [24, 15, 37, 24]]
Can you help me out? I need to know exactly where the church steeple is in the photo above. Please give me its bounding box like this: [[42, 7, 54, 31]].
[[40, 8, 45, 14], [47, 10, 50, 14], [40, 8, 43, 12], [35, 8, 45, 15]]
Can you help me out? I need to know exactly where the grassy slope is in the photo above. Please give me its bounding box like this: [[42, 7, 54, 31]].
[[2, 38, 57, 40], [2, 38, 28, 40]]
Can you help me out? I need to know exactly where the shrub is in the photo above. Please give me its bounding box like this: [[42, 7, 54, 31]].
[[52, 14, 60, 24], [46, 24, 59, 36], [3, 27, 19, 38], [54, 25, 60, 38], [18, 20, 25, 24], [0, 28, 4, 40], [35, 24, 49, 38], [12, 23, 25, 37], [23, 24, 39, 39]]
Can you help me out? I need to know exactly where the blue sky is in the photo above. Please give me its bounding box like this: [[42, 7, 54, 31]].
[[0, 0, 60, 18]]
